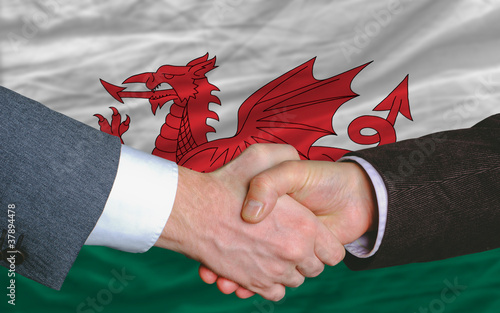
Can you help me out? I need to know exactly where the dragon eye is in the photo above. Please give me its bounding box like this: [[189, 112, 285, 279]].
[[164, 74, 174, 79]]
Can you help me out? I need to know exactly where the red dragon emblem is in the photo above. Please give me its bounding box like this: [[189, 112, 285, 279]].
[[95, 54, 411, 172]]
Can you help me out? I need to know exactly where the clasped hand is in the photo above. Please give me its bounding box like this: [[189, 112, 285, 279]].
[[155, 144, 376, 301]]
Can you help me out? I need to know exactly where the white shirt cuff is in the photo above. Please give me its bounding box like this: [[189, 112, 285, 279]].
[[85, 145, 178, 253], [340, 156, 388, 258]]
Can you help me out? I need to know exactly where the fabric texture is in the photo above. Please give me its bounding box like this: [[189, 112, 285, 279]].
[[0, 86, 121, 290], [344, 114, 500, 270], [2, 1, 500, 312]]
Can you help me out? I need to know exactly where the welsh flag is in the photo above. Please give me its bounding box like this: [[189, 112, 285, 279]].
[[1, 1, 499, 312]]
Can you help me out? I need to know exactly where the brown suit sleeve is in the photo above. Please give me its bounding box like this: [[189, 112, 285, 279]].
[[343, 114, 500, 270]]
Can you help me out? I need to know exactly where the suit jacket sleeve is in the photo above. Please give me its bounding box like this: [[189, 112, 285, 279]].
[[343, 113, 500, 270], [0, 86, 121, 289]]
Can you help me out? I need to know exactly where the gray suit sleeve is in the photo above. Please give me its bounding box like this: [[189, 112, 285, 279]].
[[0, 86, 121, 289]]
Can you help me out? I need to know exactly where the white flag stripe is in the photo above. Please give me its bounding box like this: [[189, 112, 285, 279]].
[[1, 0, 499, 154]]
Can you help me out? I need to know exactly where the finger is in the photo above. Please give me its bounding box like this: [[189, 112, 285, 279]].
[[260, 284, 286, 302], [198, 265, 218, 284], [314, 222, 346, 267], [235, 287, 255, 299], [242, 160, 307, 223], [296, 257, 325, 278], [283, 270, 305, 288], [217, 277, 240, 294]]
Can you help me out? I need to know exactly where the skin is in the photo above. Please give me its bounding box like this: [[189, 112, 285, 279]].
[[199, 158, 377, 298], [154, 145, 345, 301]]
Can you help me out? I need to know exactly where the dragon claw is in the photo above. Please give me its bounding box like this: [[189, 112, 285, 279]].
[[110, 106, 120, 116], [93, 114, 105, 123], [95, 107, 131, 144], [123, 115, 131, 126]]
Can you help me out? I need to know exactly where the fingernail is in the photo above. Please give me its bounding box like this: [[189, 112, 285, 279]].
[[243, 200, 263, 219]]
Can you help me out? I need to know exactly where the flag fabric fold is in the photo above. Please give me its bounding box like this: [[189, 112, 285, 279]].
[[1, 1, 499, 312]]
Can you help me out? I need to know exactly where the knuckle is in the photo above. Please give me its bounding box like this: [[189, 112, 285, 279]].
[[268, 263, 287, 278], [298, 255, 324, 278], [329, 247, 346, 266], [267, 287, 286, 302], [303, 219, 318, 235], [281, 242, 306, 261], [251, 173, 273, 190], [246, 143, 260, 152], [280, 144, 300, 160], [296, 219, 318, 240], [246, 143, 267, 159], [250, 279, 269, 291], [288, 275, 305, 288], [247, 144, 300, 167], [280, 159, 299, 169], [309, 262, 325, 278], [301, 256, 324, 277]]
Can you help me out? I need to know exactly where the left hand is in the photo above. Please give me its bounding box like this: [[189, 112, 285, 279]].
[[199, 159, 377, 298]]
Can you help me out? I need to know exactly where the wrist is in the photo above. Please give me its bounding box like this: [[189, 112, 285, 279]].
[[154, 167, 208, 259], [346, 162, 378, 233]]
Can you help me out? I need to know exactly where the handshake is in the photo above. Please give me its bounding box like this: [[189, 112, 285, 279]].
[[154, 144, 377, 301]]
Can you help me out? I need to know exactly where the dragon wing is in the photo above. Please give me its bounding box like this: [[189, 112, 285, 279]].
[[180, 58, 369, 172], [234, 58, 369, 157]]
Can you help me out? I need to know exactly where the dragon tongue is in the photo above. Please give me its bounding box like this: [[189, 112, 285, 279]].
[[150, 100, 160, 115]]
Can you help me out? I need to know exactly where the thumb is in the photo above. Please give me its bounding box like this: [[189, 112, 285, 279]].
[[242, 161, 306, 223]]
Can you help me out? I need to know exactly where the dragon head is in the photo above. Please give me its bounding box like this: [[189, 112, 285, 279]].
[[108, 54, 217, 115]]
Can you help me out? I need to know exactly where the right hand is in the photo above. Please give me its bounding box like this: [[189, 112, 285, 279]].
[[242, 160, 378, 244], [155, 145, 345, 301]]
